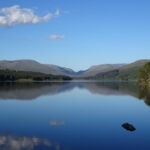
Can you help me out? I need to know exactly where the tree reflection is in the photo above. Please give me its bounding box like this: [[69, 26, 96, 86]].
[[1, 81, 150, 108], [139, 87, 150, 106], [0, 81, 141, 100]]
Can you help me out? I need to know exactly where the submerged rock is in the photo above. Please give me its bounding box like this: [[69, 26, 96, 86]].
[[122, 123, 136, 131]]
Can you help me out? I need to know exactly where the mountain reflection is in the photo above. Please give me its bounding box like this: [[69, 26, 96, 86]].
[[0, 82, 71, 100], [0, 133, 60, 150], [0, 81, 145, 101]]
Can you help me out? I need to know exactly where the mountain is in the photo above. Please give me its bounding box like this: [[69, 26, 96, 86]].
[[119, 59, 150, 80], [44, 64, 76, 75], [119, 59, 150, 71], [0, 59, 149, 80], [0, 59, 75, 75], [94, 59, 150, 80], [80, 64, 125, 77], [0, 59, 125, 77]]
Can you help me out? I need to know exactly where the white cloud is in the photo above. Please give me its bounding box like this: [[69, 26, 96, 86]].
[[48, 34, 65, 40], [0, 5, 59, 27], [55, 9, 60, 16]]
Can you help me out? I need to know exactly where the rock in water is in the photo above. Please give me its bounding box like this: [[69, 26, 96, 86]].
[[122, 123, 136, 131]]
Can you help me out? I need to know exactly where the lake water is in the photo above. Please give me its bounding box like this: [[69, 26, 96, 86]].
[[0, 81, 150, 150]]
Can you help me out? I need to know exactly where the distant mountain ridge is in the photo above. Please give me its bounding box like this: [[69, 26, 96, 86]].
[[0, 59, 125, 76], [0, 59, 149, 79]]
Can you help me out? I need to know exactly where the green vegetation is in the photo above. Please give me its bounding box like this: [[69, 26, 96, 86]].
[[119, 68, 140, 81], [91, 70, 120, 80], [85, 60, 150, 81], [138, 62, 150, 88], [0, 70, 72, 82], [85, 69, 138, 81]]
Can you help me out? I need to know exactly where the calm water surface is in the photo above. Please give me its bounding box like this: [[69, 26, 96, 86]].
[[0, 81, 150, 150]]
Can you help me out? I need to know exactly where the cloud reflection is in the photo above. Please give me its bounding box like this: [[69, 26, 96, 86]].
[[49, 120, 65, 126], [0, 134, 53, 150]]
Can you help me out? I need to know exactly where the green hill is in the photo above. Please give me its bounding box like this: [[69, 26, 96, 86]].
[[88, 59, 150, 81], [119, 59, 150, 80]]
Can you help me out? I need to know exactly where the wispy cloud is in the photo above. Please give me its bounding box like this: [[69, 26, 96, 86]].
[[48, 34, 65, 40], [0, 5, 59, 27]]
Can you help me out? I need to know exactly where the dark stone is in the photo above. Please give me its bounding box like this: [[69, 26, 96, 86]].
[[122, 123, 136, 131]]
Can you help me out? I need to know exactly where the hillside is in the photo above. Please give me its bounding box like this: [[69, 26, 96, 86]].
[[119, 59, 150, 80], [80, 64, 125, 77], [0, 70, 72, 81], [0, 60, 76, 75], [45, 64, 77, 75], [93, 59, 150, 81]]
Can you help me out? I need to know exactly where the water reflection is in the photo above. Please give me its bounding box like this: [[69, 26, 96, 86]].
[[0, 133, 61, 150], [0, 82, 138, 99], [0, 82, 150, 150], [49, 120, 65, 126], [138, 87, 150, 106], [0, 81, 149, 106], [0, 82, 70, 100]]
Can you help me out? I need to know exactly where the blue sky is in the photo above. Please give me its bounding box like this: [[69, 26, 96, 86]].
[[0, 0, 150, 71]]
